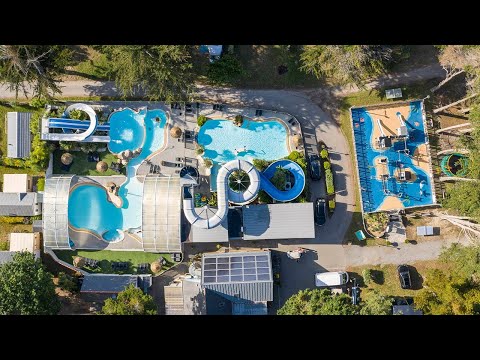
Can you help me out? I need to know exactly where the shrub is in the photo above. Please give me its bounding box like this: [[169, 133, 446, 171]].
[[257, 190, 273, 204], [208, 192, 218, 207], [295, 156, 307, 170], [23, 217, 32, 225], [29, 97, 47, 108], [253, 159, 270, 171], [0, 216, 24, 224], [288, 151, 301, 161], [197, 115, 208, 127], [58, 272, 79, 293], [59, 141, 77, 151], [195, 144, 205, 155], [323, 161, 331, 170], [204, 158, 213, 168], [0, 241, 8, 251], [362, 269, 373, 285], [68, 109, 89, 120], [325, 169, 335, 195], [36, 178, 45, 191], [79, 142, 98, 153], [1, 157, 25, 168], [234, 114, 244, 126], [207, 54, 245, 84], [320, 149, 329, 159], [271, 166, 288, 190]]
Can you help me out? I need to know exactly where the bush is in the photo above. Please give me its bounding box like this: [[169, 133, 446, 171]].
[[0, 216, 24, 224], [323, 161, 331, 170], [328, 199, 335, 211], [23, 217, 32, 225], [79, 142, 98, 153], [59, 141, 77, 151], [271, 166, 288, 190], [253, 159, 270, 172], [234, 114, 244, 126], [68, 109, 89, 120], [195, 144, 205, 155], [29, 97, 47, 108], [325, 169, 335, 195], [58, 272, 79, 293], [36, 178, 45, 191], [207, 54, 245, 84], [204, 158, 213, 168], [257, 190, 273, 204], [1, 157, 25, 168], [197, 115, 208, 127], [320, 149, 329, 159], [208, 192, 218, 207], [295, 156, 307, 171], [362, 269, 373, 285], [288, 151, 301, 161], [0, 241, 8, 251]]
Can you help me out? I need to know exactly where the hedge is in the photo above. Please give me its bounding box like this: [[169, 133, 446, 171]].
[[0, 216, 24, 224], [325, 168, 334, 195], [323, 161, 331, 170], [197, 115, 208, 127]]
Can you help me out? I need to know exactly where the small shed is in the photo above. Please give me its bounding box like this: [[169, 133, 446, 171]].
[[7, 112, 32, 158], [385, 88, 403, 99], [417, 226, 434, 236], [3, 174, 33, 193], [9, 233, 41, 257]]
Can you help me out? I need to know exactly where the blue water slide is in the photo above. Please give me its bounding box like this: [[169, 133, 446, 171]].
[[49, 118, 110, 132], [260, 159, 305, 202]]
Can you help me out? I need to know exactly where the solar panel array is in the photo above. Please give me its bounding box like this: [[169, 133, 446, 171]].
[[203, 254, 271, 284]]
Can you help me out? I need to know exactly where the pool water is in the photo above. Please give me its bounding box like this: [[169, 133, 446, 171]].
[[68, 108, 167, 241], [352, 101, 434, 212], [198, 119, 289, 163]]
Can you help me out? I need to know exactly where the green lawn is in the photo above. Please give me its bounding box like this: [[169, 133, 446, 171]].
[[338, 79, 439, 245], [54, 249, 174, 274], [347, 259, 450, 298], [53, 149, 125, 176], [0, 223, 33, 246]]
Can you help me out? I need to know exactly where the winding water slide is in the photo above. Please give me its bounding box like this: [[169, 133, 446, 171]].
[[183, 159, 305, 229], [47, 103, 99, 141]]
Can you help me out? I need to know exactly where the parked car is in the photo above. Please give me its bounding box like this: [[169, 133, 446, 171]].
[[315, 271, 349, 287], [308, 154, 322, 180], [314, 198, 327, 226], [397, 265, 412, 289]]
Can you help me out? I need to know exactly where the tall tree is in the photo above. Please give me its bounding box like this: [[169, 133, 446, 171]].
[[0, 45, 72, 99], [0, 252, 60, 315], [277, 288, 358, 315], [102, 285, 157, 315], [100, 45, 194, 101], [300, 45, 393, 86], [359, 290, 393, 315]]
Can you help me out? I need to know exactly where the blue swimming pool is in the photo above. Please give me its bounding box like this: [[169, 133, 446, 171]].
[[68, 108, 167, 241], [198, 119, 289, 163], [352, 101, 435, 213]]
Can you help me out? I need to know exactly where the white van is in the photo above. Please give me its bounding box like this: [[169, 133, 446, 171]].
[[315, 271, 349, 287]]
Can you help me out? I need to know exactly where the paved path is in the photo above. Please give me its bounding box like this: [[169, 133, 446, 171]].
[[345, 236, 472, 267]]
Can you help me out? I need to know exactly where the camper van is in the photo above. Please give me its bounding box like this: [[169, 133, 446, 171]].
[[315, 271, 349, 287]]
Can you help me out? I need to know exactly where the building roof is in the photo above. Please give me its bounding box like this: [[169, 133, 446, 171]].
[[201, 251, 273, 302], [232, 301, 267, 315], [393, 305, 423, 315], [3, 174, 30, 193], [165, 278, 207, 315], [417, 226, 434, 236], [164, 283, 185, 315], [191, 207, 229, 243], [43, 175, 74, 250], [80, 274, 151, 294], [142, 175, 182, 253], [9, 233, 37, 253], [0, 252, 15, 265], [242, 203, 315, 240], [7, 112, 32, 158], [0, 192, 40, 216]]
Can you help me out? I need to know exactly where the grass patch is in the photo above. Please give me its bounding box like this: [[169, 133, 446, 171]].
[[54, 249, 173, 274], [0, 223, 32, 243], [71, 47, 113, 80], [338, 79, 439, 244], [52, 150, 125, 176], [348, 259, 450, 298]]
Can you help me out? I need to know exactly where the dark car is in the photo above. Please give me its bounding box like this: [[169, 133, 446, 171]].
[[397, 265, 412, 289], [308, 154, 322, 181], [314, 198, 327, 226]]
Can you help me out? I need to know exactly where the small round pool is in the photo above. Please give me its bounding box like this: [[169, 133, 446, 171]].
[[109, 109, 145, 154], [102, 229, 125, 242]]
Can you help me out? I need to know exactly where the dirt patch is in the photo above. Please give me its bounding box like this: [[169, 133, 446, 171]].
[[404, 210, 462, 243], [54, 279, 97, 315]]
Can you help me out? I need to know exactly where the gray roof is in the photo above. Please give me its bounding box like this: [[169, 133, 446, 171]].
[[7, 112, 32, 158], [0, 252, 15, 265], [232, 301, 267, 315], [191, 208, 229, 243], [242, 203, 315, 240], [80, 274, 145, 293], [201, 251, 273, 302], [393, 305, 423, 315], [0, 192, 40, 216], [417, 226, 434, 236]]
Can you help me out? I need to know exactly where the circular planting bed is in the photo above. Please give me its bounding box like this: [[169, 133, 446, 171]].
[[441, 153, 469, 177], [228, 170, 251, 193]]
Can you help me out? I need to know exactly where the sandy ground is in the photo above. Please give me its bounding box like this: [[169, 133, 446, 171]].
[[413, 144, 431, 174], [393, 167, 417, 183], [378, 196, 404, 211], [370, 105, 411, 150]]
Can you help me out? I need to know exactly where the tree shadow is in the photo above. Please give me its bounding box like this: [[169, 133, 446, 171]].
[[371, 269, 385, 285], [409, 266, 424, 290], [348, 272, 365, 287]]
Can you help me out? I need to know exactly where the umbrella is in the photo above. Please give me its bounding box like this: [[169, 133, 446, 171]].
[[73, 256, 85, 268], [170, 126, 183, 138], [96, 161, 108, 172], [150, 261, 162, 273], [61, 152, 73, 165]]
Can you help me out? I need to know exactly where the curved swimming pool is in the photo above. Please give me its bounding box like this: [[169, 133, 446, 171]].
[[68, 108, 167, 241]]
